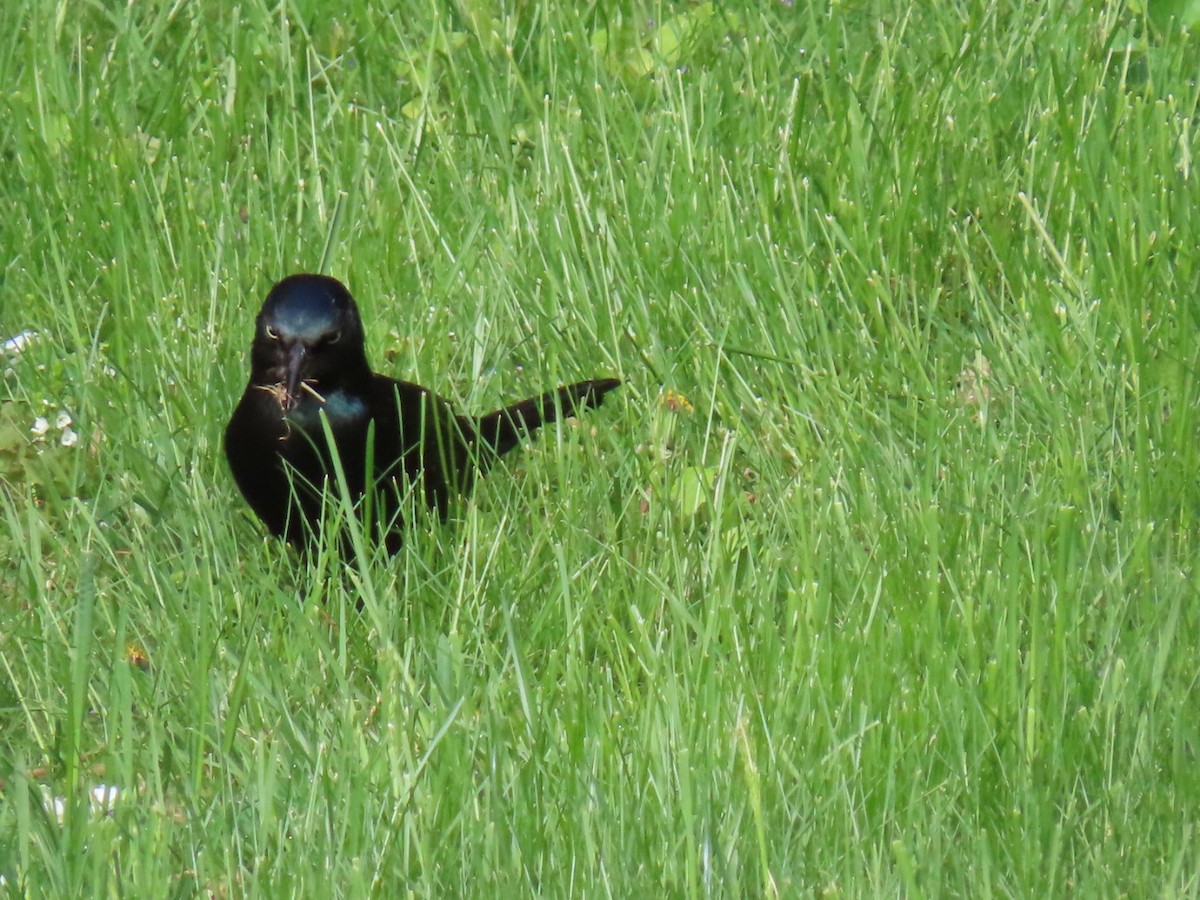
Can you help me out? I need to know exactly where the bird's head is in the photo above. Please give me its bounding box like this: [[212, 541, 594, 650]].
[[249, 274, 369, 412]]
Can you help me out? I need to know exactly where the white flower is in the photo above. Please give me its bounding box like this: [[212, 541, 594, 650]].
[[55, 411, 72, 429], [40, 786, 67, 822], [1, 330, 38, 356], [91, 784, 120, 812], [61, 428, 79, 448], [31, 417, 49, 437]]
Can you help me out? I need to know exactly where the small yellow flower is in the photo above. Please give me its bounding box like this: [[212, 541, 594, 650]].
[[659, 389, 694, 414], [125, 643, 151, 671]]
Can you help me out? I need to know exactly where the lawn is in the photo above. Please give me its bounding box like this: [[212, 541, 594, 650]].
[[2, 1, 1199, 895]]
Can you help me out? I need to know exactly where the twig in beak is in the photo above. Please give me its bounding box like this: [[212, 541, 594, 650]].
[[256, 383, 289, 407], [300, 381, 327, 403]]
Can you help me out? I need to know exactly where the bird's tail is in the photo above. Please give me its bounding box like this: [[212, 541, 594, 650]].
[[473, 378, 621, 459]]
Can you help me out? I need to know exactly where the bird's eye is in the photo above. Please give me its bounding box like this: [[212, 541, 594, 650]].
[[326, 330, 342, 345], [265, 325, 280, 340]]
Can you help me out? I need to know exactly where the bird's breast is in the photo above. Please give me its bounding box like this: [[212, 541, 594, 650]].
[[282, 389, 369, 435]]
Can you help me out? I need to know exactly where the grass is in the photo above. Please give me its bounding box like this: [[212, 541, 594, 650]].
[[2, 0, 1199, 895]]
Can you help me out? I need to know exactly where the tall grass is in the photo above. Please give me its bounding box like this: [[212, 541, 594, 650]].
[[1, 1, 1198, 894]]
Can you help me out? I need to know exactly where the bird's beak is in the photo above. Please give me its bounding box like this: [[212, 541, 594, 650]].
[[284, 342, 308, 412]]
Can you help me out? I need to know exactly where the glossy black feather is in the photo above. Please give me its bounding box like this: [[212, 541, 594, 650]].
[[225, 274, 620, 553]]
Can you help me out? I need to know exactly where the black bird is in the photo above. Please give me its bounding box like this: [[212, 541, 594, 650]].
[[225, 274, 620, 553]]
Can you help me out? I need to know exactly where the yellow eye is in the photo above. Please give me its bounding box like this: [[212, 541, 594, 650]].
[[265, 325, 279, 340]]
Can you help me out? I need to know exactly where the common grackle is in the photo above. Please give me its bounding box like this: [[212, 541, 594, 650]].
[[225, 274, 620, 553]]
